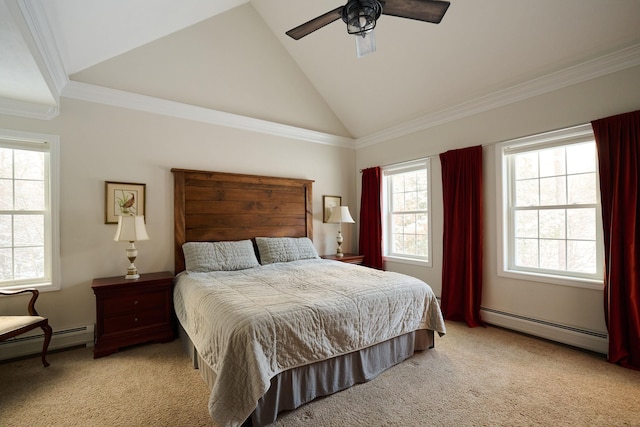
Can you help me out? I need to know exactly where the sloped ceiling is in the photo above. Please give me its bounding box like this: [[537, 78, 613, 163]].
[[2, 0, 640, 142]]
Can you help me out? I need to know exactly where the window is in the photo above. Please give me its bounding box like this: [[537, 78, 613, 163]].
[[497, 124, 603, 288], [0, 129, 59, 291], [382, 158, 431, 265]]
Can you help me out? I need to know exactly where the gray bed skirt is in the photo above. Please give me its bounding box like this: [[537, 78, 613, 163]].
[[178, 325, 435, 426]]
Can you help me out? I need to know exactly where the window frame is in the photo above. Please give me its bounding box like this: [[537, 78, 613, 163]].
[[496, 124, 604, 290], [382, 158, 432, 267], [0, 128, 60, 292]]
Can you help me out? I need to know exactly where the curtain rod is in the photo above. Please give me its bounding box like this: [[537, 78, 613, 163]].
[[359, 156, 430, 173], [359, 143, 494, 172]]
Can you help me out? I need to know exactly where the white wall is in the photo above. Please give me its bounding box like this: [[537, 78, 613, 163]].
[[356, 66, 640, 341]]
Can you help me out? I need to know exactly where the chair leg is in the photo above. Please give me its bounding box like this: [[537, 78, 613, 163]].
[[40, 323, 52, 367]]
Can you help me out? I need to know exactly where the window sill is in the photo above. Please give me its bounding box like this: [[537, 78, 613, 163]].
[[0, 281, 60, 293], [383, 256, 431, 268], [498, 269, 603, 290]]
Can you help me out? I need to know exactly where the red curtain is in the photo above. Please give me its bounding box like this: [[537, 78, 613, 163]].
[[439, 145, 484, 327], [359, 167, 383, 269], [592, 110, 640, 370]]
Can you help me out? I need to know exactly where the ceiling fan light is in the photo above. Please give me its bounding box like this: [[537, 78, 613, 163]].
[[342, 0, 382, 36]]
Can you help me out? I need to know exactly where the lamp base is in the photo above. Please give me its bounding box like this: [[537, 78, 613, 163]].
[[125, 263, 139, 279], [336, 230, 344, 257]]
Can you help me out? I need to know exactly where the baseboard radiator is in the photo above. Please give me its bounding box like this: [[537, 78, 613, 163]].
[[481, 307, 608, 355], [0, 324, 95, 362]]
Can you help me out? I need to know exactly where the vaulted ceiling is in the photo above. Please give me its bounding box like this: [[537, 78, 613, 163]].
[[2, 0, 640, 142]]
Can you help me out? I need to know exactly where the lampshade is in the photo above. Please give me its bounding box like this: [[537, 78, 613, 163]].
[[355, 28, 377, 57], [113, 215, 149, 242], [327, 206, 356, 224]]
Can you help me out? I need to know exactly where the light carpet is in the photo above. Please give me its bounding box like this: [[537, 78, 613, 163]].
[[1, 322, 639, 426]]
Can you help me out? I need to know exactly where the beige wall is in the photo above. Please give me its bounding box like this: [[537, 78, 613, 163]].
[[1, 65, 638, 347], [356, 65, 640, 335], [0, 2, 360, 334], [2, 2, 639, 349], [0, 98, 357, 332]]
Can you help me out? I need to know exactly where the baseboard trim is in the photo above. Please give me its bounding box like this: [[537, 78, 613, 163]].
[[0, 324, 95, 362], [481, 308, 608, 355]]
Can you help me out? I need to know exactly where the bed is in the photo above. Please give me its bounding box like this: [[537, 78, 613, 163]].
[[171, 169, 446, 427]]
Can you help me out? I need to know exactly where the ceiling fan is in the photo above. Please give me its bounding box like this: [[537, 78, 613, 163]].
[[286, 0, 450, 57]]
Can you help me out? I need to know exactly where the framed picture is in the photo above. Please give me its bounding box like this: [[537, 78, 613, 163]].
[[105, 181, 146, 224], [323, 195, 341, 223]]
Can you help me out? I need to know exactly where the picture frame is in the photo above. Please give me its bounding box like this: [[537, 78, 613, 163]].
[[323, 195, 341, 223], [105, 181, 146, 224]]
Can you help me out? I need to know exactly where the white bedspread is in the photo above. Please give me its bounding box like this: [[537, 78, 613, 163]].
[[173, 259, 446, 427]]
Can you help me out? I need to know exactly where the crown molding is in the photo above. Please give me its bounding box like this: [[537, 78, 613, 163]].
[[23, 0, 639, 150], [8, 0, 69, 101], [0, 0, 67, 119], [356, 43, 640, 149], [0, 98, 58, 120], [61, 81, 356, 148]]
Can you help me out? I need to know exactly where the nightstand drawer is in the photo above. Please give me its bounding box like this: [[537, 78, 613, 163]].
[[92, 271, 175, 358], [102, 309, 168, 334], [103, 291, 166, 316]]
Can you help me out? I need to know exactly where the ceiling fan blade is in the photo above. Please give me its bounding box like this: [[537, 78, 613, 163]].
[[286, 7, 344, 40], [381, 0, 450, 24]]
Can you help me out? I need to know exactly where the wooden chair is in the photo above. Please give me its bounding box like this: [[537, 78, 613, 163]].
[[0, 288, 52, 367]]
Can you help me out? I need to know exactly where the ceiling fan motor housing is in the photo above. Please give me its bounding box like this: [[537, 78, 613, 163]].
[[341, 0, 383, 35]]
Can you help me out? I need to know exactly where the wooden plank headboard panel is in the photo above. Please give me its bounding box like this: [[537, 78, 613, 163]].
[[172, 169, 314, 273]]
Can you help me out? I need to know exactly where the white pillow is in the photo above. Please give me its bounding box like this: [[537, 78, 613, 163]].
[[182, 240, 259, 272], [255, 237, 319, 265]]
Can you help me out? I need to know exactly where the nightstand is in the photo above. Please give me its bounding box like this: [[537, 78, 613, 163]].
[[91, 271, 175, 358], [321, 253, 365, 265]]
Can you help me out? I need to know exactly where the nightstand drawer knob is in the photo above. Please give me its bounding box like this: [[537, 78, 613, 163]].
[[134, 317, 138, 322], [134, 300, 139, 305]]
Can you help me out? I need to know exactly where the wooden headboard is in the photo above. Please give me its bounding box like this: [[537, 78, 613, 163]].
[[172, 169, 314, 273]]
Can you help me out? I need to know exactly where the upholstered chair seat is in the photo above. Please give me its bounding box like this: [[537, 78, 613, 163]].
[[0, 289, 52, 367]]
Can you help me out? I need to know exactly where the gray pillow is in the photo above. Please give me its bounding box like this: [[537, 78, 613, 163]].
[[255, 237, 319, 265], [182, 240, 259, 272]]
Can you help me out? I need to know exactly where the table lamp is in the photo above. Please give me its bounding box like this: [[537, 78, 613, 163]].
[[327, 206, 355, 257], [113, 215, 149, 279]]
